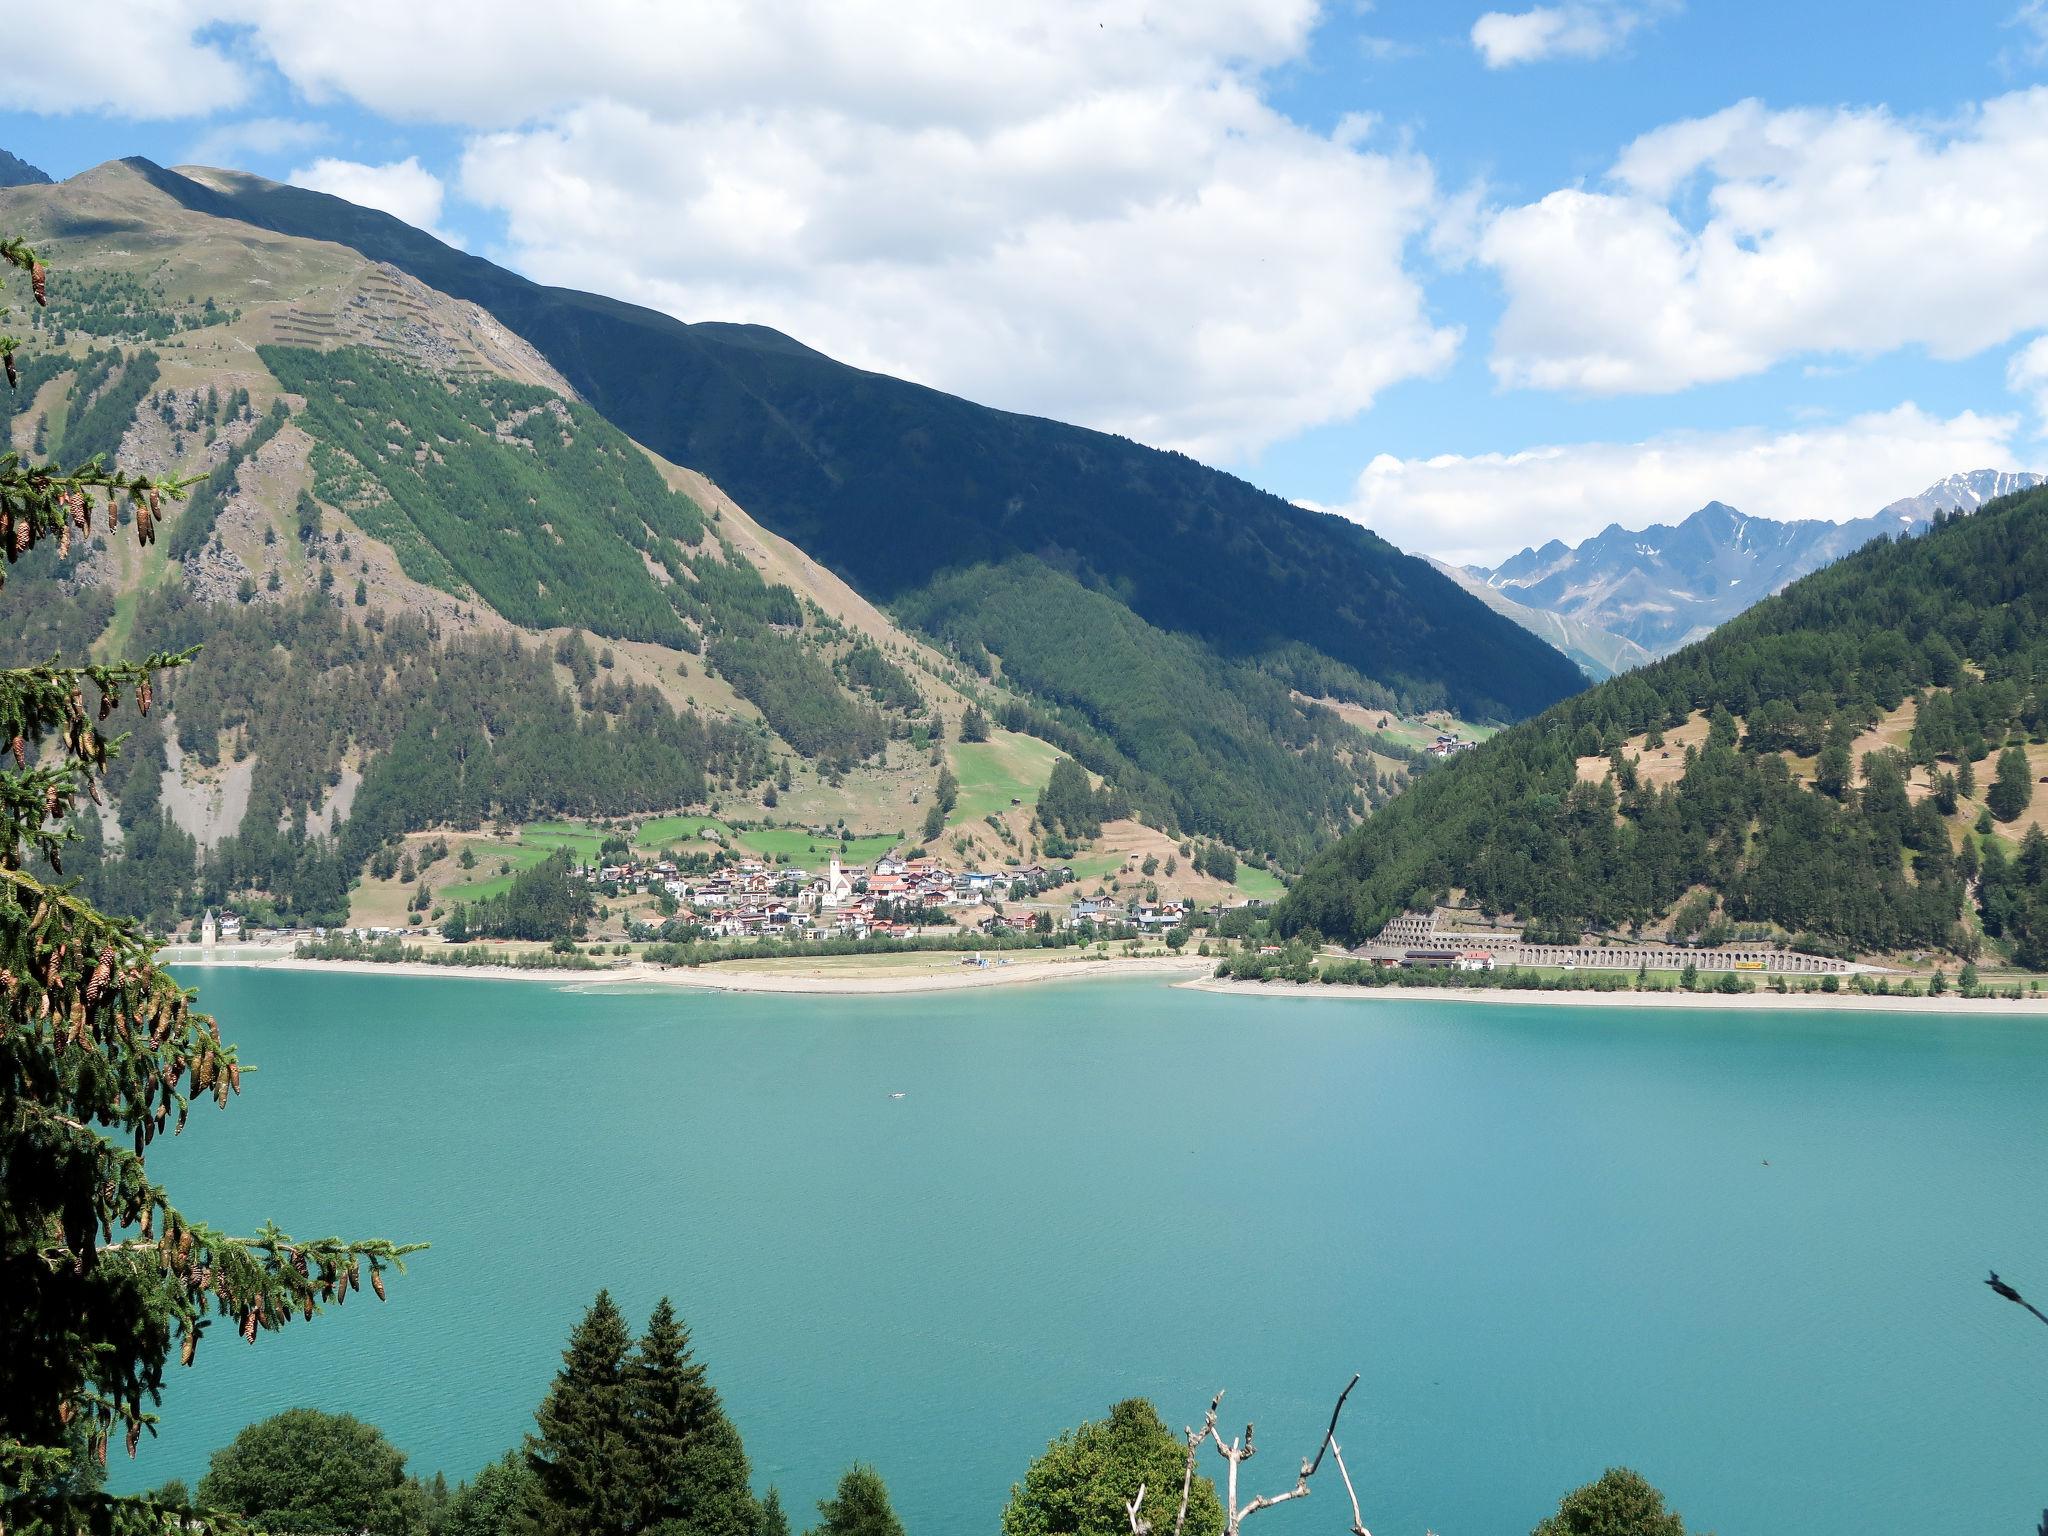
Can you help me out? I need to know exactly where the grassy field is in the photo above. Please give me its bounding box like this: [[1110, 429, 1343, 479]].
[[433, 839, 555, 905], [634, 815, 733, 851], [740, 827, 899, 864], [1235, 865, 1287, 901], [945, 732, 1062, 828], [520, 822, 610, 860], [630, 815, 901, 866]]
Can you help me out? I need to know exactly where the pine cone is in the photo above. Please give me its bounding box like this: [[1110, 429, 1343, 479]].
[[126, 1421, 141, 1459], [8, 734, 21, 767], [31, 261, 45, 305], [180, 1328, 197, 1367], [139, 678, 153, 715], [87, 948, 113, 1006], [371, 1266, 386, 1301], [4, 350, 15, 390]]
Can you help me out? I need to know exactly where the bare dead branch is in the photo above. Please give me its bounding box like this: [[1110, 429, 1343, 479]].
[[1170, 1377, 1370, 1536], [1329, 1439, 1372, 1536], [1126, 1481, 1150, 1536], [1306, 1373, 1361, 1475], [1173, 1392, 1223, 1536]]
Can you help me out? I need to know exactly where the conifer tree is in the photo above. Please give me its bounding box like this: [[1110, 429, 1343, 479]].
[[758, 1487, 791, 1536], [1, 235, 417, 1534], [628, 1297, 759, 1536], [525, 1291, 642, 1536], [1989, 744, 2034, 823], [806, 1467, 903, 1536]]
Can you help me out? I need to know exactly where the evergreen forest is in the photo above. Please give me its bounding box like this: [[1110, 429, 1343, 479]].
[[1280, 487, 2048, 967]]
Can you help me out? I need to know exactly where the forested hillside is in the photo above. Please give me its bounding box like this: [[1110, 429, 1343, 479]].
[[0, 155, 1455, 932], [899, 557, 1407, 863], [1279, 487, 2048, 967], [4, 581, 759, 927], [135, 158, 1584, 725], [0, 161, 992, 929]]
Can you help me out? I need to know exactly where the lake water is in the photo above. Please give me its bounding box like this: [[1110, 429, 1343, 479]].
[[121, 969, 2048, 1534]]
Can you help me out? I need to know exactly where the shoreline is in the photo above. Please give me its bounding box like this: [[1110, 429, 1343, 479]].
[[1179, 976, 2048, 1014], [170, 951, 1216, 995]]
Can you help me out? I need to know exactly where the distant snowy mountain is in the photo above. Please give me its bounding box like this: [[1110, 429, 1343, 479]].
[[1465, 469, 2045, 658]]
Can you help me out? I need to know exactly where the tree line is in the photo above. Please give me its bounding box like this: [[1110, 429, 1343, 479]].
[[135, 1299, 1698, 1536], [1280, 487, 2048, 966]]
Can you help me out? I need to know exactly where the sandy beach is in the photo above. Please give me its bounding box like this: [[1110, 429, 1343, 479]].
[[171, 950, 1215, 995], [165, 947, 2048, 1010], [1180, 976, 2048, 1014]]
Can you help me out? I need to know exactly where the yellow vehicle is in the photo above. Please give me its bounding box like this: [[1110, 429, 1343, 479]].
[[1733, 959, 1767, 972]]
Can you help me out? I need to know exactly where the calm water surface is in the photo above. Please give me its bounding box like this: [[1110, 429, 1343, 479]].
[[121, 969, 2048, 1534]]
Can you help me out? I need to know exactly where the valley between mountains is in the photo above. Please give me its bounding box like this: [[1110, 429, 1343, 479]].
[[7, 150, 2046, 987]]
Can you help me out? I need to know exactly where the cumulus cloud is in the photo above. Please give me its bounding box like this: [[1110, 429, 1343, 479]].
[[1340, 405, 2027, 564], [15, 0, 1452, 458], [2008, 335, 2048, 434], [25, 0, 248, 117], [287, 157, 457, 245], [238, 0, 1320, 129], [1469, 3, 1661, 67], [1480, 90, 2048, 393], [457, 89, 1456, 458]]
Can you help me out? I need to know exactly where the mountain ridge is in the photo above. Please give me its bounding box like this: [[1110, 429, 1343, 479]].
[[1280, 484, 2048, 968], [1466, 469, 2045, 658], [125, 156, 1585, 725]]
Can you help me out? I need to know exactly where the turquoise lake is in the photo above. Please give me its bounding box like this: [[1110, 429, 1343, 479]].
[[122, 968, 2048, 1534]]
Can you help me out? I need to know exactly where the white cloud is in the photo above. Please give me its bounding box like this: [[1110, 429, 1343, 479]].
[[2008, 335, 2048, 433], [1340, 405, 2026, 565], [238, 0, 1322, 130], [1481, 90, 2048, 393], [1469, 3, 1659, 67], [24, 0, 249, 117], [188, 117, 330, 167], [36, 0, 1450, 459], [287, 156, 457, 245], [455, 88, 1456, 458]]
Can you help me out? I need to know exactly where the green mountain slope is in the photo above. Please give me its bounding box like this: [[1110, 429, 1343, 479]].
[[1278, 488, 2048, 967], [132, 157, 1585, 725], [897, 557, 1406, 862], [0, 162, 1012, 926]]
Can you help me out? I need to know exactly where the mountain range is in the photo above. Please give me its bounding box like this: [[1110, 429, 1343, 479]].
[[1282, 480, 2048, 965], [1466, 470, 2045, 662], [0, 148, 1592, 935], [126, 158, 1580, 728]]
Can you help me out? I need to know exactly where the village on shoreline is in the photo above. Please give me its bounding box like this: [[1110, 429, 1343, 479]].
[[155, 839, 2046, 1011]]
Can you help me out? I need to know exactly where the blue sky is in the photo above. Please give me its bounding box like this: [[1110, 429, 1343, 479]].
[[11, 1, 2048, 562]]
